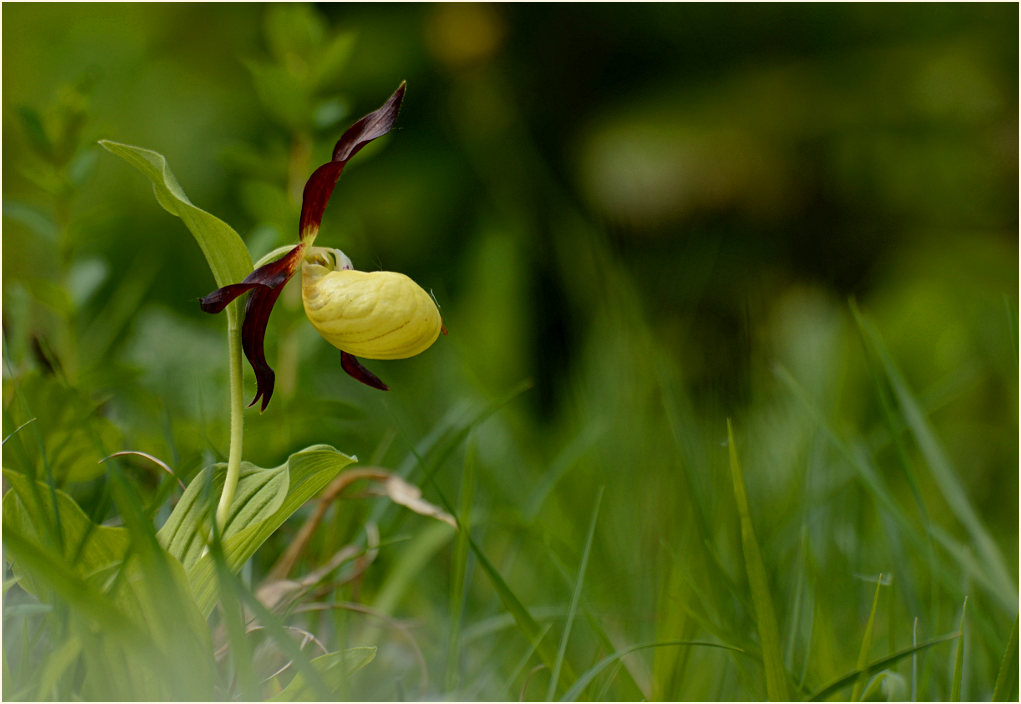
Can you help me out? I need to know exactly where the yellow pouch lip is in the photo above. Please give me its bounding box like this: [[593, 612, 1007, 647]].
[[301, 255, 442, 360]]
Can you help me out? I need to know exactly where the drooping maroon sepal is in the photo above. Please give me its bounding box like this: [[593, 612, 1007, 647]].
[[299, 82, 406, 241], [200, 244, 306, 411], [341, 351, 390, 391], [241, 283, 286, 411]]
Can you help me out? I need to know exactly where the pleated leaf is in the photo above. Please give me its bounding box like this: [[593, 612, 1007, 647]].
[[163, 444, 356, 616]]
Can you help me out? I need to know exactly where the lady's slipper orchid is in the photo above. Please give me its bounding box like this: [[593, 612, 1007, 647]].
[[199, 83, 443, 411]]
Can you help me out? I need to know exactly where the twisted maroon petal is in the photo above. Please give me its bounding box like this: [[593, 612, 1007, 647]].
[[199, 282, 263, 314], [341, 351, 389, 391], [242, 284, 286, 411], [299, 82, 406, 241], [199, 244, 306, 312], [200, 244, 306, 411], [331, 81, 406, 163]]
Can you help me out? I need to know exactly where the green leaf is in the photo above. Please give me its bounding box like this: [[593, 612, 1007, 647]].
[[313, 32, 357, 89], [2, 468, 130, 597], [547, 487, 602, 700], [78, 549, 217, 700], [2, 469, 218, 698], [852, 576, 885, 701], [245, 59, 313, 131], [16, 105, 53, 158], [464, 526, 579, 689], [1, 525, 139, 639], [271, 647, 377, 701], [726, 419, 790, 701], [2, 199, 57, 239], [951, 597, 967, 701], [162, 444, 356, 616], [992, 615, 1019, 702], [859, 670, 906, 701], [35, 635, 82, 700], [1, 505, 198, 698], [2, 465, 215, 685], [808, 631, 961, 701], [445, 438, 476, 691], [98, 140, 252, 327], [560, 639, 747, 702], [851, 304, 1016, 611], [157, 460, 289, 570], [4, 371, 123, 484], [264, 3, 325, 66]]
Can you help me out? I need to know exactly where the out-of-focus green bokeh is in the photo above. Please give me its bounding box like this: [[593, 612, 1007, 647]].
[[3, 3, 1017, 700]]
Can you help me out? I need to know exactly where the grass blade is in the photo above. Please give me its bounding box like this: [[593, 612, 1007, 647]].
[[546, 486, 603, 700], [991, 614, 1019, 701], [445, 436, 476, 692], [727, 419, 790, 701], [559, 639, 746, 702], [911, 617, 918, 701], [466, 528, 577, 688], [809, 631, 960, 701], [851, 575, 885, 701], [211, 541, 334, 701], [36, 636, 82, 700], [851, 304, 1016, 609], [389, 379, 577, 688], [951, 596, 967, 701]]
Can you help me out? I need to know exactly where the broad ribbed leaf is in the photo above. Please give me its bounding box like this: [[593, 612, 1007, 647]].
[[2, 470, 217, 699], [2, 468, 130, 597], [165, 444, 356, 616], [99, 140, 253, 327], [157, 461, 289, 570]]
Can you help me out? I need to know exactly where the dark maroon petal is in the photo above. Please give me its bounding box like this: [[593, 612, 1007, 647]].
[[298, 82, 406, 241], [299, 161, 344, 241], [200, 282, 262, 313], [331, 81, 405, 163], [240, 245, 306, 411], [200, 245, 306, 313], [340, 352, 389, 391], [200, 245, 306, 411], [242, 284, 287, 411]]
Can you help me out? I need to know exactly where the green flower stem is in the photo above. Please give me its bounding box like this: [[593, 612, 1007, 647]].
[[216, 309, 245, 531]]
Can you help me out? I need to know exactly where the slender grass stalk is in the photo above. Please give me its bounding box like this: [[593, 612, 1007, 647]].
[[951, 596, 967, 701], [216, 310, 245, 530], [911, 617, 918, 701], [445, 437, 476, 691], [547, 486, 602, 701], [991, 614, 1018, 702], [852, 574, 884, 701], [726, 419, 790, 701], [808, 631, 961, 701]]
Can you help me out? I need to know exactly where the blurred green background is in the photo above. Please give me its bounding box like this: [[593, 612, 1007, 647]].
[[3, 3, 1018, 700]]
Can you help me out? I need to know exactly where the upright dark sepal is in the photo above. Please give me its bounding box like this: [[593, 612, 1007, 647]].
[[299, 82, 406, 241]]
